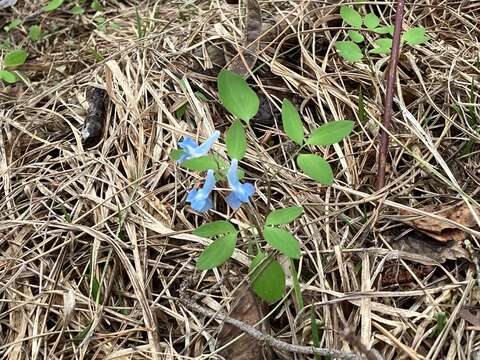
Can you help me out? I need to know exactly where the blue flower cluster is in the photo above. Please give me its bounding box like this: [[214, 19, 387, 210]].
[[177, 132, 255, 212]]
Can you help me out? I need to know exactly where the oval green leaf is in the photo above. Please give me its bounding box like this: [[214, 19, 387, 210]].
[[372, 25, 394, 35], [180, 155, 220, 171], [70, 5, 85, 14], [0, 70, 17, 84], [364, 13, 380, 29], [266, 206, 304, 226], [374, 38, 393, 49], [402, 27, 430, 46], [347, 30, 364, 43], [297, 154, 334, 185], [263, 226, 301, 259], [281, 99, 304, 146], [42, 0, 64, 12], [4, 49, 28, 68], [29, 25, 42, 42], [369, 38, 393, 54], [340, 6, 362, 28], [306, 120, 354, 146], [197, 232, 237, 270], [335, 41, 363, 62], [249, 252, 285, 303], [226, 119, 246, 160], [194, 221, 236, 238], [218, 69, 259, 122]]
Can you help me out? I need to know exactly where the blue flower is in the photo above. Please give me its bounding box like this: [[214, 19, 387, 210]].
[[225, 159, 255, 209], [177, 131, 220, 163], [187, 169, 216, 212]]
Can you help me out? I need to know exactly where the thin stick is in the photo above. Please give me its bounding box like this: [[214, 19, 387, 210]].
[[376, 0, 406, 189], [179, 281, 362, 360]]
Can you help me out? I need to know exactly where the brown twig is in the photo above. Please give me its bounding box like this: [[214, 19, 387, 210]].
[[376, 0, 406, 189], [179, 280, 362, 360]]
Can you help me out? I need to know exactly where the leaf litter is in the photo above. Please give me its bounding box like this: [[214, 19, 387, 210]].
[[1, 0, 480, 359]]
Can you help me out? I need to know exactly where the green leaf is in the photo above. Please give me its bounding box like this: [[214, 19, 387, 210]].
[[430, 312, 447, 338], [73, 322, 92, 344], [310, 308, 321, 360], [335, 41, 363, 62], [90, 275, 103, 303], [42, 0, 64, 12], [135, 6, 144, 38], [29, 25, 42, 42], [374, 38, 393, 49], [4, 19, 22, 32], [340, 6, 362, 28], [193, 221, 236, 238], [4, 49, 28, 68], [180, 155, 220, 171], [347, 30, 364, 43], [402, 26, 430, 46], [218, 69, 259, 122], [364, 13, 380, 29], [369, 38, 393, 54], [249, 252, 285, 303], [226, 119, 246, 160], [109, 22, 122, 30], [290, 259, 304, 310], [372, 25, 394, 35], [306, 120, 354, 146], [281, 99, 304, 145], [91, 48, 104, 62], [91, 0, 103, 12], [297, 154, 334, 185], [266, 206, 304, 226], [175, 102, 188, 119], [197, 232, 237, 270], [70, 5, 85, 14], [263, 226, 301, 259], [0, 70, 17, 84], [169, 149, 185, 161]]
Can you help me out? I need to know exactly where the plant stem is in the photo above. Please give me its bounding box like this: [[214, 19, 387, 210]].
[[376, 0, 406, 189]]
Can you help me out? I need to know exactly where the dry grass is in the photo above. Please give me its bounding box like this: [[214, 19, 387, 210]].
[[1, 0, 480, 359]]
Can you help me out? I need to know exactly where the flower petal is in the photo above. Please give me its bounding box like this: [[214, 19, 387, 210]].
[[227, 159, 241, 190], [225, 193, 242, 209], [236, 182, 255, 202], [190, 130, 220, 158], [179, 137, 198, 151], [186, 170, 216, 212], [191, 196, 213, 212]]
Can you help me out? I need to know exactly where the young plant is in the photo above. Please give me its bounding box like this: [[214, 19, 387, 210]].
[[335, 5, 430, 62], [173, 69, 353, 303], [0, 48, 28, 84]]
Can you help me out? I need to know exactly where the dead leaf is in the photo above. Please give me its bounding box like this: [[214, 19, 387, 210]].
[[392, 233, 468, 263], [217, 283, 271, 360], [459, 308, 480, 328], [400, 203, 479, 242]]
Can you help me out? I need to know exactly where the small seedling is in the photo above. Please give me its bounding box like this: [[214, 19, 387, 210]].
[[335, 5, 430, 62], [4, 19, 22, 32]]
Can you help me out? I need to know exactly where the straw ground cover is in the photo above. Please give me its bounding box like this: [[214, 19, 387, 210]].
[[1, 0, 480, 359]]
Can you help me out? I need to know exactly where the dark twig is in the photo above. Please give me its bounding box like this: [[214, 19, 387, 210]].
[[179, 280, 362, 360], [376, 0, 406, 189]]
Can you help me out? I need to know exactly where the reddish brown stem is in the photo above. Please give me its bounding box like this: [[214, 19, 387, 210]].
[[376, 0, 406, 189]]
